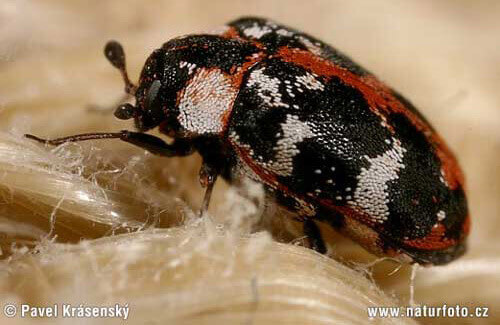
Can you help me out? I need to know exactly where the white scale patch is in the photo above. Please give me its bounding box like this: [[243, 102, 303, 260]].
[[295, 72, 324, 91], [178, 68, 237, 134], [247, 68, 289, 108], [229, 133, 260, 180], [230, 115, 315, 179], [437, 210, 446, 221], [243, 22, 272, 39], [263, 114, 315, 176], [349, 138, 407, 223], [179, 61, 196, 75], [298, 36, 323, 57], [276, 28, 294, 37], [439, 168, 450, 187]]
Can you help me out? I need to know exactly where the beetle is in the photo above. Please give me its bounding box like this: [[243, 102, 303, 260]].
[[26, 17, 469, 265]]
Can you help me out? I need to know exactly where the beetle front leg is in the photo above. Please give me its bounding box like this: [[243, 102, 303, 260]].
[[198, 161, 219, 217], [119, 131, 193, 157], [303, 219, 327, 254], [26, 130, 194, 157]]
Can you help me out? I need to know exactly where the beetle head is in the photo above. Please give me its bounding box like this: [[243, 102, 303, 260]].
[[104, 40, 184, 133]]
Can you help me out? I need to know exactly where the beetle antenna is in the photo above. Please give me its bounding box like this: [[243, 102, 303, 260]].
[[25, 132, 125, 146], [104, 40, 137, 95]]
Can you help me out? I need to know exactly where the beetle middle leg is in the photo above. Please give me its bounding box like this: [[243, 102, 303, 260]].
[[272, 191, 328, 254], [198, 161, 219, 217], [303, 218, 327, 254]]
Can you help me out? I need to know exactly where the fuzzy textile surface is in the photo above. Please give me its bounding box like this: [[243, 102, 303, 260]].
[[0, 1, 499, 324]]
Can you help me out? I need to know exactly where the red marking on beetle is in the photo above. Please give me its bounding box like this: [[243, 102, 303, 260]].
[[228, 52, 265, 86], [403, 224, 457, 250], [222, 52, 265, 128], [462, 215, 471, 235], [223, 27, 267, 50], [220, 107, 234, 129], [162, 44, 190, 52], [435, 146, 464, 190], [329, 204, 378, 227], [221, 26, 243, 40], [277, 47, 464, 190], [230, 141, 282, 188], [174, 50, 264, 135]]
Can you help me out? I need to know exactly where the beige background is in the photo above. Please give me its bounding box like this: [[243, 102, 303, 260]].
[[0, 1, 499, 324]]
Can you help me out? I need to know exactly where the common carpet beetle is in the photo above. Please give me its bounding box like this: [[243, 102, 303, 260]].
[[26, 17, 469, 265]]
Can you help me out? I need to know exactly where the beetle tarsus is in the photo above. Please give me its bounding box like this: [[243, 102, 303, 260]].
[[25, 131, 194, 158], [24, 132, 123, 145], [24, 133, 49, 144], [199, 180, 216, 218], [198, 162, 219, 217], [118, 131, 193, 157], [303, 219, 327, 254]]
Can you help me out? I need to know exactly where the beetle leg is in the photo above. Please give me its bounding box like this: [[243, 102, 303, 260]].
[[198, 161, 219, 217], [25, 130, 194, 157], [303, 219, 327, 254], [119, 131, 193, 157]]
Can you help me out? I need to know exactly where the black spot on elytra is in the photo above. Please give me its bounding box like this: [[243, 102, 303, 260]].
[[230, 98, 286, 162], [162, 35, 260, 74], [230, 57, 393, 209], [383, 113, 468, 242], [283, 75, 393, 202]]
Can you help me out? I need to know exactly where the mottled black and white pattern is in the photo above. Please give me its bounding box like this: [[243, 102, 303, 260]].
[[106, 17, 469, 265]]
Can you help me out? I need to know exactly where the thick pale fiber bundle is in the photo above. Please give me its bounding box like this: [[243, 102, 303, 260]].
[[0, 1, 499, 324]]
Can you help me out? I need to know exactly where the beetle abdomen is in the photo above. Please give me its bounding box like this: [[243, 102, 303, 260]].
[[225, 18, 468, 264]]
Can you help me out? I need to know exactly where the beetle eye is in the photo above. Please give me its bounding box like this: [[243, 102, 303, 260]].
[[145, 80, 162, 113], [114, 103, 137, 120]]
